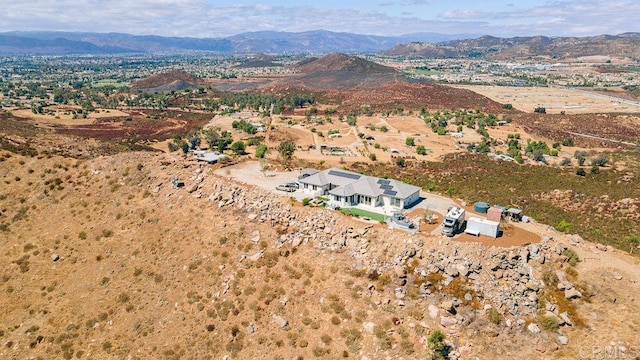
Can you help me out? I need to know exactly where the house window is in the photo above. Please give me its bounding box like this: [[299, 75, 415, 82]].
[[392, 198, 401, 207], [359, 195, 372, 205], [312, 185, 317, 191]]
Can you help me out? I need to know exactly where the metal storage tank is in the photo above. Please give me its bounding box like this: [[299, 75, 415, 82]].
[[473, 202, 490, 213]]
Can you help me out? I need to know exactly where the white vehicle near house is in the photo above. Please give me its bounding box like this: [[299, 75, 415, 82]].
[[442, 207, 465, 236]]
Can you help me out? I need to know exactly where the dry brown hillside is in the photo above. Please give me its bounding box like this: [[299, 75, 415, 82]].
[[0, 148, 639, 359], [296, 53, 397, 74], [131, 70, 204, 91]]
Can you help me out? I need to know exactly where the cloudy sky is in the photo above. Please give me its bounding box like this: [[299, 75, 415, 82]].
[[1, 0, 638, 38]]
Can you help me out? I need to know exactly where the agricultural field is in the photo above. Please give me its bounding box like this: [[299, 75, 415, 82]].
[[455, 85, 640, 114]]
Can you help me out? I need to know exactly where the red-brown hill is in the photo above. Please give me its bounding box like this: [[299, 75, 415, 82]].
[[296, 53, 396, 74]]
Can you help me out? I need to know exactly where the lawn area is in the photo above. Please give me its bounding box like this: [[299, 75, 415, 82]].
[[340, 207, 387, 222], [92, 79, 128, 88]]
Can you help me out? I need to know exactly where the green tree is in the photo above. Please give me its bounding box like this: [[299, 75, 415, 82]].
[[379, 125, 388, 132], [416, 145, 427, 155], [405, 137, 415, 146], [255, 144, 268, 158], [30, 102, 43, 114], [278, 140, 296, 168], [230, 141, 246, 155], [202, 128, 221, 149], [428, 329, 447, 359], [188, 136, 201, 150], [180, 142, 190, 154]]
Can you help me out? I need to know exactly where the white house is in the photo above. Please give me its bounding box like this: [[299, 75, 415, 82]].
[[298, 168, 421, 213]]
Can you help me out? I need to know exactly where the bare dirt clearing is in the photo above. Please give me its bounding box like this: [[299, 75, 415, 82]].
[[455, 85, 640, 114]]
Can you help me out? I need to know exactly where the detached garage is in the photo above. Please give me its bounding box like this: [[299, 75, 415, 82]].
[[465, 217, 500, 238]]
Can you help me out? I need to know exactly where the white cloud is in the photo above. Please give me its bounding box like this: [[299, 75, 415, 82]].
[[440, 10, 491, 20], [0, 0, 638, 37]]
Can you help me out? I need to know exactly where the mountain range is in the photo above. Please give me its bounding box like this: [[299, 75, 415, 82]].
[[0, 30, 476, 55], [2, 30, 639, 58], [385, 33, 640, 59]]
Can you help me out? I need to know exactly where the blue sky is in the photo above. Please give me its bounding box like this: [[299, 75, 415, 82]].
[[1, 0, 639, 38]]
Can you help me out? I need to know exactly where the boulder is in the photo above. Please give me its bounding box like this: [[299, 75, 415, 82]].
[[613, 273, 623, 281], [440, 300, 455, 314], [564, 288, 582, 299], [444, 265, 459, 277], [527, 323, 541, 334], [394, 265, 407, 278], [559, 312, 573, 326], [456, 264, 469, 277], [271, 314, 288, 328], [440, 316, 457, 328], [428, 304, 439, 319], [558, 336, 568, 345], [363, 322, 375, 334]]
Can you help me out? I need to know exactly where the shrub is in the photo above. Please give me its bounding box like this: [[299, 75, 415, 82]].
[[502, 103, 513, 110], [368, 153, 377, 161], [590, 166, 600, 174], [302, 198, 311, 206], [405, 137, 415, 146], [416, 145, 427, 155], [538, 315, 559, 330], [534, 107, 546, 113], [428, 329, 446, 357], [230, 141, 246, 155], [626, 235, 640, 253], [562, 248, 580, 266], [576, 168, 586, 176], [379, 125, 388, 132], [555, 220, 574, 233], [486, 308, 501, 325], [255, 144, 268, 158], [395, 158, 405, 168], [562, 137, 574, 146], [591, 155, 609, 167], [574, 150, 587, 165], [313, 346, 327, 357], [401, 339, 415, 355], [560, 158, 572, 166]]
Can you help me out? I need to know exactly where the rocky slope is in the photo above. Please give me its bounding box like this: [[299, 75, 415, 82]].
[[0, 150, 638, 359]]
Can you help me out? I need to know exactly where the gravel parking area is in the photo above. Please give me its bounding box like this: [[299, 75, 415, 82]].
[[213, 161, 309, 201]]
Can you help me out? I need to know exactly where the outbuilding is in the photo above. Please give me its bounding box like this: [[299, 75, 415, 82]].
[[465, 217, 500, 238], [507, 208, 523, 222]]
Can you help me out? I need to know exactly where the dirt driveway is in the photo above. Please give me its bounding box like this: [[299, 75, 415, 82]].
[[213, 161, 309, 201]]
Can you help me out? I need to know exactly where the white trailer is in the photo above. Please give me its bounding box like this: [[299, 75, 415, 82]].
[[442, 206, 465, 237], [465, 217, 500, 238]]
